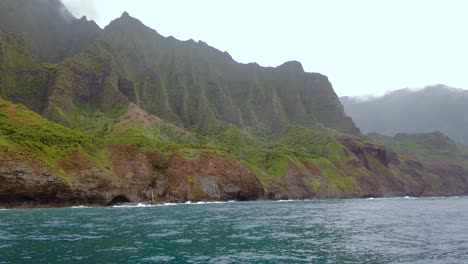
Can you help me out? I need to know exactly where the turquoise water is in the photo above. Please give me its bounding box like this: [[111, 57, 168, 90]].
[[1, 197, 468, 263]]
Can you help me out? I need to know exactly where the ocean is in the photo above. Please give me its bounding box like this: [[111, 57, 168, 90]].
[[1, 197, 467, 263]]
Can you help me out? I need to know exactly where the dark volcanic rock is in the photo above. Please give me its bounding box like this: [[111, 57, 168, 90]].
[[0, 145, 266, 207], [155, 153, 264, 202], [0, 146, 113, 207], [338, 135, 399, 169]]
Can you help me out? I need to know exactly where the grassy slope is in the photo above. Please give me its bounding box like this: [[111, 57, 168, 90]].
[[69, 103, 364, 196], [0, 96, 363, 196], [0, 7, 364, 197], [0, 99, 96, 183], [4, 87, 468, 200], [1, 9, 465, 199]]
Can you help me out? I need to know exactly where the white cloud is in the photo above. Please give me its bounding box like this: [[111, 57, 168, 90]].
[[61, 0, 99, 22]]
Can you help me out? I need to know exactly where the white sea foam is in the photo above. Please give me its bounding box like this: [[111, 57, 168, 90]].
[[71, 205, 90, 209], [276, 199, 299, 202], [111, 200, 235, 208], [112, 203, 156, 208], [186, 201, 233, 205], [157, 203, 178, 207], [365, 196, 420, 201], [137, 203, 154, 207], [197, 201, 230, 204]]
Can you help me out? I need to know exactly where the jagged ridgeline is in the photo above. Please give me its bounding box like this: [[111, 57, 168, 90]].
[[341, 85, 468, 145], [0, 0, 467, 207], [1, 0, 359, 134]]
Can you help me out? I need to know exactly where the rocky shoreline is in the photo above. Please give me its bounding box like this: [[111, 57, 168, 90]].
[[2, 195, 467, 210], [2, 136, 468, 209]]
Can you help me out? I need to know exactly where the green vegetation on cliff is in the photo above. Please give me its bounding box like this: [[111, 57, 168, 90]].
[[99, 14, 359, 134], [0, 97, 365, 198], [0, 31, 49, 113], [0, 0, 467, 207], [369, 132, 468, 168], [2, 0, 360, 136], [0, 99, 96, 183]]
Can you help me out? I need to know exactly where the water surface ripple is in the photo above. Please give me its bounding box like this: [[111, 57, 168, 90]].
[[1, 197, 467, 263]]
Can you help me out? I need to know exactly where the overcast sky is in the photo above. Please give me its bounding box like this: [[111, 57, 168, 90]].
[[61, 0, 467, 97]]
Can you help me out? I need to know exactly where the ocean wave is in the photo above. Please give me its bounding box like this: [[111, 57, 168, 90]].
[[276, 199, 317, 202], [364, 196, 464, 201], [157, 203, 178, 207], [117, 202, 180, 207], [142, 256, 175, 262], [365, 196, 418, 200], [276, 199, 300, 202], [111, 200, 236, 208], [187, 201, 234, 205], [113, 203, 157, 208], [71, 205, 90, 209]]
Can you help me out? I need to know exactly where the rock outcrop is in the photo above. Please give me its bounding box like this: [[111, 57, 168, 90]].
[[3, 139, 467, 208], [0, 144, 265, 207]]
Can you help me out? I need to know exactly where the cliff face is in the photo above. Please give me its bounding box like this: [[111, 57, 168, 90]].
[[1, 99, 467, 208], [0, 31, 50, 113], [2, 131, 467, 208], [0, 1, 466, 208], [43, 43, 131, 122], [98, 14, 359, 134], [0, 1, 359, 135]]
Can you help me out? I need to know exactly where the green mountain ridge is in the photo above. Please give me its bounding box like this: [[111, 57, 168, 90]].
[[369, 132, 468, 169], [0, 0, 467, 207], [1, 1, 360, 135], [0, 0, 100, 63], [341, 85, 468, 145], [86, 12, 359, 134]]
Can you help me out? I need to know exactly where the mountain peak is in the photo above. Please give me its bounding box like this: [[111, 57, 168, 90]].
[[105, 10, 152, 33], [422, 84, 463, 93], [277, 60, 304, 72], [113, 11, 141, 24], [118, 11, 139, 23]]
